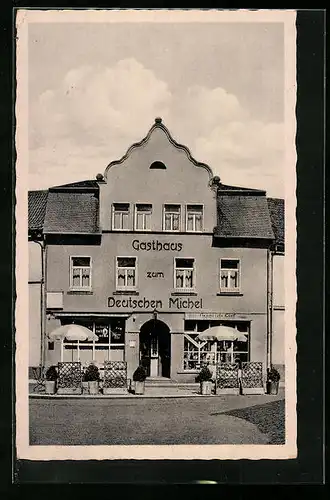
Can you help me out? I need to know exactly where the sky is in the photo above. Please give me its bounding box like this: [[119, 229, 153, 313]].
[[28, 19, 286, 197]]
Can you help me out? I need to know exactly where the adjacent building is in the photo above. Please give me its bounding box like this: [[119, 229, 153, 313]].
[[28, 118, 285, 382]]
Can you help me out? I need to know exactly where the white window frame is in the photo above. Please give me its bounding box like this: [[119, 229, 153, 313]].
[[186, 204, 204, 232], [112, 203, 130, 231], [219, 258, 241, 292], [61, 321, 125, 362], [163, 204, 181, 232], [116, 256, 138, 291], [70, 256, 92, 291], [134, 203, 152, 231], [174, 257, 195, 291]]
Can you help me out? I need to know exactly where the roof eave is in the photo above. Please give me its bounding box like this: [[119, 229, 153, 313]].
[[213, 233, 275, 240], [44, 231, 101, 236]]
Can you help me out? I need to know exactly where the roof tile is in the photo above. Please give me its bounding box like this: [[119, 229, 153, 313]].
[[216, 194, 274, 239], [43, 191, 99, 233], [267, 198, 285, 248], [28, 190, 48, 231]]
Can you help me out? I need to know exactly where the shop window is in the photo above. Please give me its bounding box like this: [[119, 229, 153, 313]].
[[134, 204, 152, 231], [70, 256, 92, 290], [220, 259, 240, 292], [183, 333, 214, 371], [112, 203, 130, 230], [186, 205, 203, 232], [61, 318, 125, 363], [174, 258, 195, 290], [163, 204, 181, 231], [183, 320, 249, 371], [116, 257, 137, 290]]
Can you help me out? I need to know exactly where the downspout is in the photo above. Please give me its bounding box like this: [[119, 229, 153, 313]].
[[266, 246, 274, 370], [35, 238, 46, 367]]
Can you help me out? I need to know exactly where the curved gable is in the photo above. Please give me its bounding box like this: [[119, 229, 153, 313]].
[[103, 117, 213, 181]]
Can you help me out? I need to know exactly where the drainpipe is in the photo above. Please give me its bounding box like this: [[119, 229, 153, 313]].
[[35, 238, 46, 367], [266, 246, 274, 370]]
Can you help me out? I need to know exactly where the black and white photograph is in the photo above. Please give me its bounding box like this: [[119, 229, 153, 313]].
[[15, 9, 297, 461]]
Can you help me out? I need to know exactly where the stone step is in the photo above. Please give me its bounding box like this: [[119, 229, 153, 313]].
[[145, 378, 199, 388]]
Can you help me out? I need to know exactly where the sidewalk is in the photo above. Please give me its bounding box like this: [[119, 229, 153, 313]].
[[29, 381, 285, 400]]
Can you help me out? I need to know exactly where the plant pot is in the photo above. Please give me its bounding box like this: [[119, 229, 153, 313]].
[[88, 381, 99, 395], [82, 381, 89, 394], [200, 381, 213, 395], [267, 381, 279, 395], [134, 381, 145, 395], [45, 381, 56, 394]]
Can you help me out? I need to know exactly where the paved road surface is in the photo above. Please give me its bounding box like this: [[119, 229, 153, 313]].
[[29, 396, 284, 445]]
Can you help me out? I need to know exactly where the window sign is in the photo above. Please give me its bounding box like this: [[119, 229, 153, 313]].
[[110, 318, 125, 343], [95, 324, 109, 341]]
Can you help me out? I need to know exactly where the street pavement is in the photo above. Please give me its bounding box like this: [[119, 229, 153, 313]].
[[29, 394, 285, 446]]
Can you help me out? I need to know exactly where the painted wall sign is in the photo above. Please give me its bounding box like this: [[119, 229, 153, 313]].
[[108, 296, 203, 310], [146, 271, 165, 278], [185, 312, 248, 320], [132, 239, 183, 252]]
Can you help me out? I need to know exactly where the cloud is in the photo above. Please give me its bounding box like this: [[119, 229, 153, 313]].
[[29, 58, 285, 197], [169, 87, 284, 196], [30, 58, 171, 148], [193, 119, 284, 192]]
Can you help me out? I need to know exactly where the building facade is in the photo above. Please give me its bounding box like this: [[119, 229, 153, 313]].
[[28, 118, 285, 382]]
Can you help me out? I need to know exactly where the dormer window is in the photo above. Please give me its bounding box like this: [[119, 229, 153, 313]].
[[112, 203, 130, 230], [163, 204, 181, 231]]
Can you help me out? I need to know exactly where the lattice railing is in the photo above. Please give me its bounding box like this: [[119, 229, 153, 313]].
[[58, 362, 82, 389], [216, 363, 239, 388], [103, 361, 127, 388], [241, 362, 263, 388]]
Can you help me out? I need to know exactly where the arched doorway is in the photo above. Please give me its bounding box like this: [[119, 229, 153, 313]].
[[139, 319, 171, 378]]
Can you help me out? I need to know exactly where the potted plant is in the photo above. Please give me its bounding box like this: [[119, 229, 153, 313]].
[[45, 366, 57, 394], [266, 366, 281, 395], [196, 366, 214, 395], [133, 365, 147, 395], [83, 364, 100, 395]]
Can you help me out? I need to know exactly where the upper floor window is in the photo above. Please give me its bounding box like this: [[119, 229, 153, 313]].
[[220, 259, 240, 292], [175, 258, 195, 290], [70, 256, 92, 290], [116, 257, 137, 290], [163, 204, 181, 232], [112, 203, 130, 230], [135, 204, 152, 231], [186, 205, 203, 232]]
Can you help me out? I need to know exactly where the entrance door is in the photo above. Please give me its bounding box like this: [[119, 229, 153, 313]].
[[150, 331, 159, 377], [139, 319, 171, 378]]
